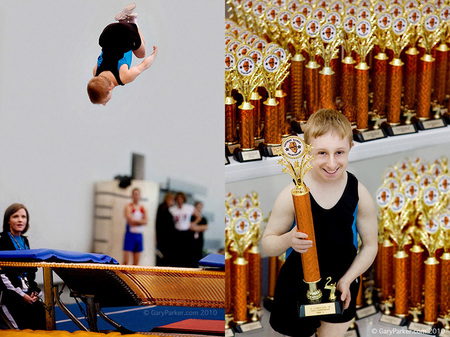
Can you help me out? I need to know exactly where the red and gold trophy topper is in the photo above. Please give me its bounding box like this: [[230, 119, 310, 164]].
[[276, 136, 342, 317]]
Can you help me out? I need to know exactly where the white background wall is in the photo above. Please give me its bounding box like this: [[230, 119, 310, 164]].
[[0, 0, 224, 258]]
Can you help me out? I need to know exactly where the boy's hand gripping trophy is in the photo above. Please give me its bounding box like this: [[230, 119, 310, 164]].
[[276, 136, 342, 317]]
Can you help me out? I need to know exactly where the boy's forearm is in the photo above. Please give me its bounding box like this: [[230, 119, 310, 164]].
[[262, 232, 292, 257], [339, 243, 378, 285]]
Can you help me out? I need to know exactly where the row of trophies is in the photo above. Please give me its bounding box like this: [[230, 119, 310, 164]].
[[225, 0, 450, 163], [225, 191, 265, 333], [370, 156, 450, 333]]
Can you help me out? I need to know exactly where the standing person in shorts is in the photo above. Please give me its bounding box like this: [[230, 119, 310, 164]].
[[123, 187, 148, 265], [262, 109, 378, 337], [87, 3, 158, 105]]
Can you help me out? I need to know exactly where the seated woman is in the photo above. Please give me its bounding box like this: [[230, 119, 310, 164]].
[[0, 203, 46, 330]]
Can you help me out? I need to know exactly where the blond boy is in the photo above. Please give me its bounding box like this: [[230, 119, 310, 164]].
[[262, 109, 378, 337]]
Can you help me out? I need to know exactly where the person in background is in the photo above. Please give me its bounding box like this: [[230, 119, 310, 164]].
[[0, 203, 46, 330], [155, 192, 176, 266], [123, 188, 148, 265], [190, 201, 208, 266], [169, 192, 206, 267]]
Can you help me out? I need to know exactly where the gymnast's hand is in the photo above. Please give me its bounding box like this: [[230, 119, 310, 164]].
[[290, 228, 313, 254], [23, 293, 38, 304]]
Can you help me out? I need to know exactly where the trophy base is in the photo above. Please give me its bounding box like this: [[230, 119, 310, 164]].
[[344, 321, 360, 337], [381, 122, 418, 137], [379, 312, 407, 326], [263, 296, 274, 312], [355, 304, 378, 320], [233, 148, 262, 163], [353, 127, 388, 142], [298, 299, 344, 318], [259, 143, 281, 157], [232, 320, 263, 333], [290, 120, 306, 134], [413, 117, 448, 131], [225, 142, 240, 157], [408, 319, 444, 336]]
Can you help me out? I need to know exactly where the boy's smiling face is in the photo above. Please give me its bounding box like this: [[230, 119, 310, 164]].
[[310, 131, 353, 182]]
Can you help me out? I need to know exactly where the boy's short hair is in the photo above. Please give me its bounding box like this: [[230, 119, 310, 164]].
[[87, 76, 112, 104], [303, 109, 353, 146]]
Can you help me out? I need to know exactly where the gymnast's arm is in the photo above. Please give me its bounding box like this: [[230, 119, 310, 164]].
[[261, 182, 313, 257], [120, 46, 158, 84]]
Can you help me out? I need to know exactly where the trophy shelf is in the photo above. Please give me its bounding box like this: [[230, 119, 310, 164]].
[[225, 127, 450, 183]]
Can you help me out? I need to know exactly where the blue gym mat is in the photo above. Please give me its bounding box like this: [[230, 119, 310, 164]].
[[55, 302, 224, 333]]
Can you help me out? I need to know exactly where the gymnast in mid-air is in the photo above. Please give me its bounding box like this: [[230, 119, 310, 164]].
[[87, 3, 158, 105]]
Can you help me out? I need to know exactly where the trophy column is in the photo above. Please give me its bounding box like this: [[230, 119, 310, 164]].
[[290, 53, 306, 133]]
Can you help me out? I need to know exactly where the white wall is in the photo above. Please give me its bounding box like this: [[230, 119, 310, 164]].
[[0, 0, 224, 257]]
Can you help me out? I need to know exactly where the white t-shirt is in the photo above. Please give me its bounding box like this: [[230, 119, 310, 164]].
[[128, 204, 145, 234], [169, 204, 195, 231]]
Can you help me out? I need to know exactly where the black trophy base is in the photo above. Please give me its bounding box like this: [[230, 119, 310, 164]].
[[298, 299, 344, 318], [353, 127, 388, 142], [290, 120, 306, 134], [232, 320, 263, 333], [379, 312, 408, 326], [233, 148, 262, 163], [355, 304, 378, 320], [226, 142, 240, 157], [263, 296, 274, 312], [413, 117, 448, 131], [259, 143, 281, 157], [382, 122, 418, 137], [408, 319, 444, 336], [345, 322, 360, 337]]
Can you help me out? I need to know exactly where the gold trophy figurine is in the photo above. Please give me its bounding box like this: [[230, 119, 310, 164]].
[[260, 53, 290, 157], [276, 136, 342, 317]]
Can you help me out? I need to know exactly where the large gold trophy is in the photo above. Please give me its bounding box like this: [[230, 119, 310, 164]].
[[232, 56, 263, 162], [260, 53, 290, 157], [414, 14, 447, 130], [383, 16, 418, 136], [352, 19, 387, 142], [225, 53, 239, 156], [317, 23, 342, 110], [277, 136, 342, 317]]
